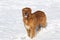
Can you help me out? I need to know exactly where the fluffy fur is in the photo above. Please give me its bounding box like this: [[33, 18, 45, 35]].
[[22, 7, 46, 38]]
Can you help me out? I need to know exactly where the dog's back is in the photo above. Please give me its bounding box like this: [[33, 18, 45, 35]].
[[33, 11, 45, 17], [32, 11, 46, 26]]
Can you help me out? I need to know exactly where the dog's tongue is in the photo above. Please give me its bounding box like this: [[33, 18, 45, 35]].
[[24, 15, 27, 18]]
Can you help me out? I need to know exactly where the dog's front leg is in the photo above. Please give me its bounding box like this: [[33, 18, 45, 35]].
[[26, 29, 30, 37], [30, 28, 35, 39]]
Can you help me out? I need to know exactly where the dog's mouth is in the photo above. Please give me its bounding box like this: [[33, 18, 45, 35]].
[[24, 13, 28, 18]]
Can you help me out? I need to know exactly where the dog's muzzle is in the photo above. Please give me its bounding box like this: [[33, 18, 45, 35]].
[[24, 13, 28, 18]]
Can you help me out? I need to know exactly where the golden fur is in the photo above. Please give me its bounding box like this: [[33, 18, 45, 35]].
[[22, 7, 46, 38]]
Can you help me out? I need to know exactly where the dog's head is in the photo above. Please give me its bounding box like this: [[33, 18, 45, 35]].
[[22, 7, 31, 18]]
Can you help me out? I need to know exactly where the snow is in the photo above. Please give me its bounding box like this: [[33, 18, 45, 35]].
[[0, 0, 60, 40]]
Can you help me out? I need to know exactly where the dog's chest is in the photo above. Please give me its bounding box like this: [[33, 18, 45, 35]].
[[25, 25, 30, 29]]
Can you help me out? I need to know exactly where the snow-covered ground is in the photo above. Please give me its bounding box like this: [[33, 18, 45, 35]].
[[0, 0, 60, 40]]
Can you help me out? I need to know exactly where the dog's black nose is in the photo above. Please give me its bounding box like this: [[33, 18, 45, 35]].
[[25, 13, 28, 16]]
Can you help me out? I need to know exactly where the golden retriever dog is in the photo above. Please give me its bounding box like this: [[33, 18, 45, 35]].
[[22, 7, 46, 39]]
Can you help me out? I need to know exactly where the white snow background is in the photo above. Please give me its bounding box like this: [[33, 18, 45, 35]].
[[0, 0, 60, 40]]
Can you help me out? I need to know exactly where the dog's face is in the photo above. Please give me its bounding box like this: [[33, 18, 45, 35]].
[[22, 7, 31, 18]]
